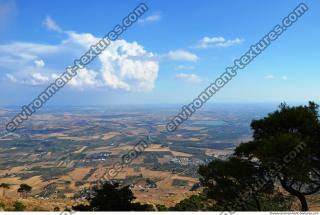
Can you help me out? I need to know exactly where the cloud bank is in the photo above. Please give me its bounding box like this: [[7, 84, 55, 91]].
[[1, 17, 159, 92]]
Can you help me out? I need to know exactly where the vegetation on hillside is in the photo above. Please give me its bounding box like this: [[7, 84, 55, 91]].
[[72, 182, 154, 211]]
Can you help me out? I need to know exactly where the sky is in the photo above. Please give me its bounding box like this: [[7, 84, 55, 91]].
[[0, 0, 319, 106]]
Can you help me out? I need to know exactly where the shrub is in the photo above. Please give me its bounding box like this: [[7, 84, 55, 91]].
[[12, 201, 26, 211]]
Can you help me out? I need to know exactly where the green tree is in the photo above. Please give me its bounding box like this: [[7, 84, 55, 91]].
[[170, 195, 208, 211], [53, 206, 60, 211], [156, 204, 168, 211], [0, 201, 5, 210], [73, 182, 154, 211], [235, 102, 320, 211], [17, 184, 32, 199], [0, 183, 10, 197], [12, 201, 26, 211], [199, 157, 277, 211]]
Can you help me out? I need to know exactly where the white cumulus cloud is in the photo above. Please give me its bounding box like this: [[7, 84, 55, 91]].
[[34, 59, 45, 68], [138, 13, 161, 25], [193, 36, 243, 48], [175, 73, 202, 84], [164, 50, 198, 62], [1, 24, 159, 91], [66, 31, 159, 91], [175, 65, 195, 71], [30, 72, 49, 84]]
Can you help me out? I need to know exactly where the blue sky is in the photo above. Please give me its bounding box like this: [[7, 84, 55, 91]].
[[0, 0, 319, 106]]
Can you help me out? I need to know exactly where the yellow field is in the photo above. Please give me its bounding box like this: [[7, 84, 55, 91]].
[[0, 176, 47, 198], [0, 166, 26, 177], [73, 146, 88, 154], [171, 150, 193, 157], [101, 132, 120, 140], [144, 144, 170, 152], [134, 171, 199, 207]]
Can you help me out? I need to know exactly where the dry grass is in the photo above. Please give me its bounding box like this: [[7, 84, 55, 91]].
[[0, 196, 72, 211], [101, 132, 120, 140], [73, 146, 88, 154], [133, 172, 199, 207], [171, 150, 193, 157]]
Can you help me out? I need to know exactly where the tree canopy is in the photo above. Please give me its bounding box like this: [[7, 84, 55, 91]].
[[17, 184, 32, 198], [73, 182, 154, 211], [200, 102, 320, 211]]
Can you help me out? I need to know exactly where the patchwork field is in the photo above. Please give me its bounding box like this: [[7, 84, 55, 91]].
[[0, 105, 268, 208]]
